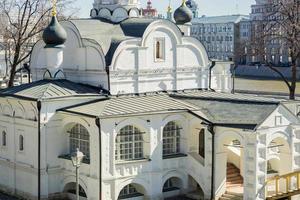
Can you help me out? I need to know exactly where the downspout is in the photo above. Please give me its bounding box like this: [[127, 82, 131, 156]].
[[37, 100, 42, 200], [106, 66, 110, 92], [209, 61, 216, 91], [231, 64, 238, 94], [95, 117, 102, 200], [207, 123, 215, 200]]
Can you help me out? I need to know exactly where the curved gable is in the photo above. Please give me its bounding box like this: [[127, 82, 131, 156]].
[[109, 19, 212, 94]]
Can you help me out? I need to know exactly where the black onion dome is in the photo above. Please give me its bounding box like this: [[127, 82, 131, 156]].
[[174, 1, 193, 25], [43, 16, 67, 47]]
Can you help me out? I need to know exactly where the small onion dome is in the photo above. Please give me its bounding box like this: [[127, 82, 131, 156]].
[[174, 0, 193, 25], [42, 16, 67, 47]]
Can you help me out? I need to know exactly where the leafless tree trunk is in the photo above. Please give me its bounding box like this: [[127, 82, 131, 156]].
[[0, 0, 78, 87], [253, 0, 300, 99]]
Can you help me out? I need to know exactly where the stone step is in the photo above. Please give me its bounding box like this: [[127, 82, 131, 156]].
[[227, 184, 243, 188], [227, 168, 240, 174], [220, 191, 243, 200], [226, 191, 243, 197], [219, 196, 243, 200], [227, 183, 243, 187], [227, 172, 240, 178], [227, 176, 243, 182]]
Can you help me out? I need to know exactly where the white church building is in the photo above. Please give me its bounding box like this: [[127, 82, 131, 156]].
[[0, 0, 300, 200]]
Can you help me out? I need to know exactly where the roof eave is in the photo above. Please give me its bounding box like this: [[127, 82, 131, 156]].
[[0, 94, 38, 101]]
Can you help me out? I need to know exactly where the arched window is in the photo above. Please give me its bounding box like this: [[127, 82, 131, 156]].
[[2, 131, 6, 146], [156, 41, 161, 59], [69, 124, 90, 158], [163, 121, 181, 156], [118, 184, 143, 199], [19, 135, 24, 151], [163, 177, 182, 192], [115, 125, 144, 161]]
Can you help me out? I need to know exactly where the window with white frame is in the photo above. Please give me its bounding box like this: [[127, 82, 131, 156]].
[[163, 121, 181, 156], [19, 135, 24, 151], [2, 131, 6, 147], [154, 38, 165, 61], [69, 124, 90, 159], [115, 125, 144, 161]]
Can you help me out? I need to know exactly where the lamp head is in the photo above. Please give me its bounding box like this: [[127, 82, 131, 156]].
[[71, 148, 84, 167]]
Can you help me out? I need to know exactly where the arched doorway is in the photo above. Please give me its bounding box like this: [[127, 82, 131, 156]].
[[63, 182, 87, 200], [118, 183, 146, 200], [162, 177, 183, 199], [185, 175, 204, 200], [267, 137, 292, 175], [216, 133, 244, 197], [266, 136, 292, 197]]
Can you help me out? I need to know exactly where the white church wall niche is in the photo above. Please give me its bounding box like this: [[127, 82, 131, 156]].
[[143, 29, 176, 70]]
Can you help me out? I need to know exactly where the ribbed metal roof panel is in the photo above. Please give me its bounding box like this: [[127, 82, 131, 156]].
[[0, 79, 103, 100], [60, 90, 279, 126], [61, 94, 196, 118]]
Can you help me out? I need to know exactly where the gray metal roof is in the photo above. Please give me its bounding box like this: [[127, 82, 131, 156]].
[[192, 15, 249, 24], [169, 90, 282, 103], [59, 94, 196, 118], [67, 18, 156, 66], [0, 79, 104, 100], [60, 90, 280, 129], [174, 96, 278, 125]]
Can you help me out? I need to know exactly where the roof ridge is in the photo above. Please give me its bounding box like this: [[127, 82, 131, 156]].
[[170, 93, 279, 105], [39, 81, 54, 99]]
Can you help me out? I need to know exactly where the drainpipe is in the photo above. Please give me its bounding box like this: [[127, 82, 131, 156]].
[[231, 64, 238, 94], [95, 118, 102, 200], [207, 123, 215, 200], [105, 66, 110, 92], [37, 100, 42, 200], [209, 61, 216, 91]]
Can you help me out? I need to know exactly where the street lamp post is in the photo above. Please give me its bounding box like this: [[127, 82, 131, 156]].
[[71, 148, 84, 200]]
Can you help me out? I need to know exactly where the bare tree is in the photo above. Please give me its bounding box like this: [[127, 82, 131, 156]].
[[256, 0, 300, 99], [0, 0, 78, 87]]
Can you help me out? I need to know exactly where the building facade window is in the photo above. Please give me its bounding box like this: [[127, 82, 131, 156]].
[[2, 131, 6, 146], [199, 129, 205, 158], [163, 177, 182, 192], [115, 125, 144, 161], [19, 135, 24, 151], [118, 184, 142, 199], [69, 124, 90, 158], [163, 121, 181, 156], [155, 39, 165, 61]]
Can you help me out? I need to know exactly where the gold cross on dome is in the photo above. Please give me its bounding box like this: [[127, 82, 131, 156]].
[[51, 0, 57, 16]]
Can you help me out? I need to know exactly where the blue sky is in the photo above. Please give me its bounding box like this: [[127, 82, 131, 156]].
[[75, 0, 255, 18]]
